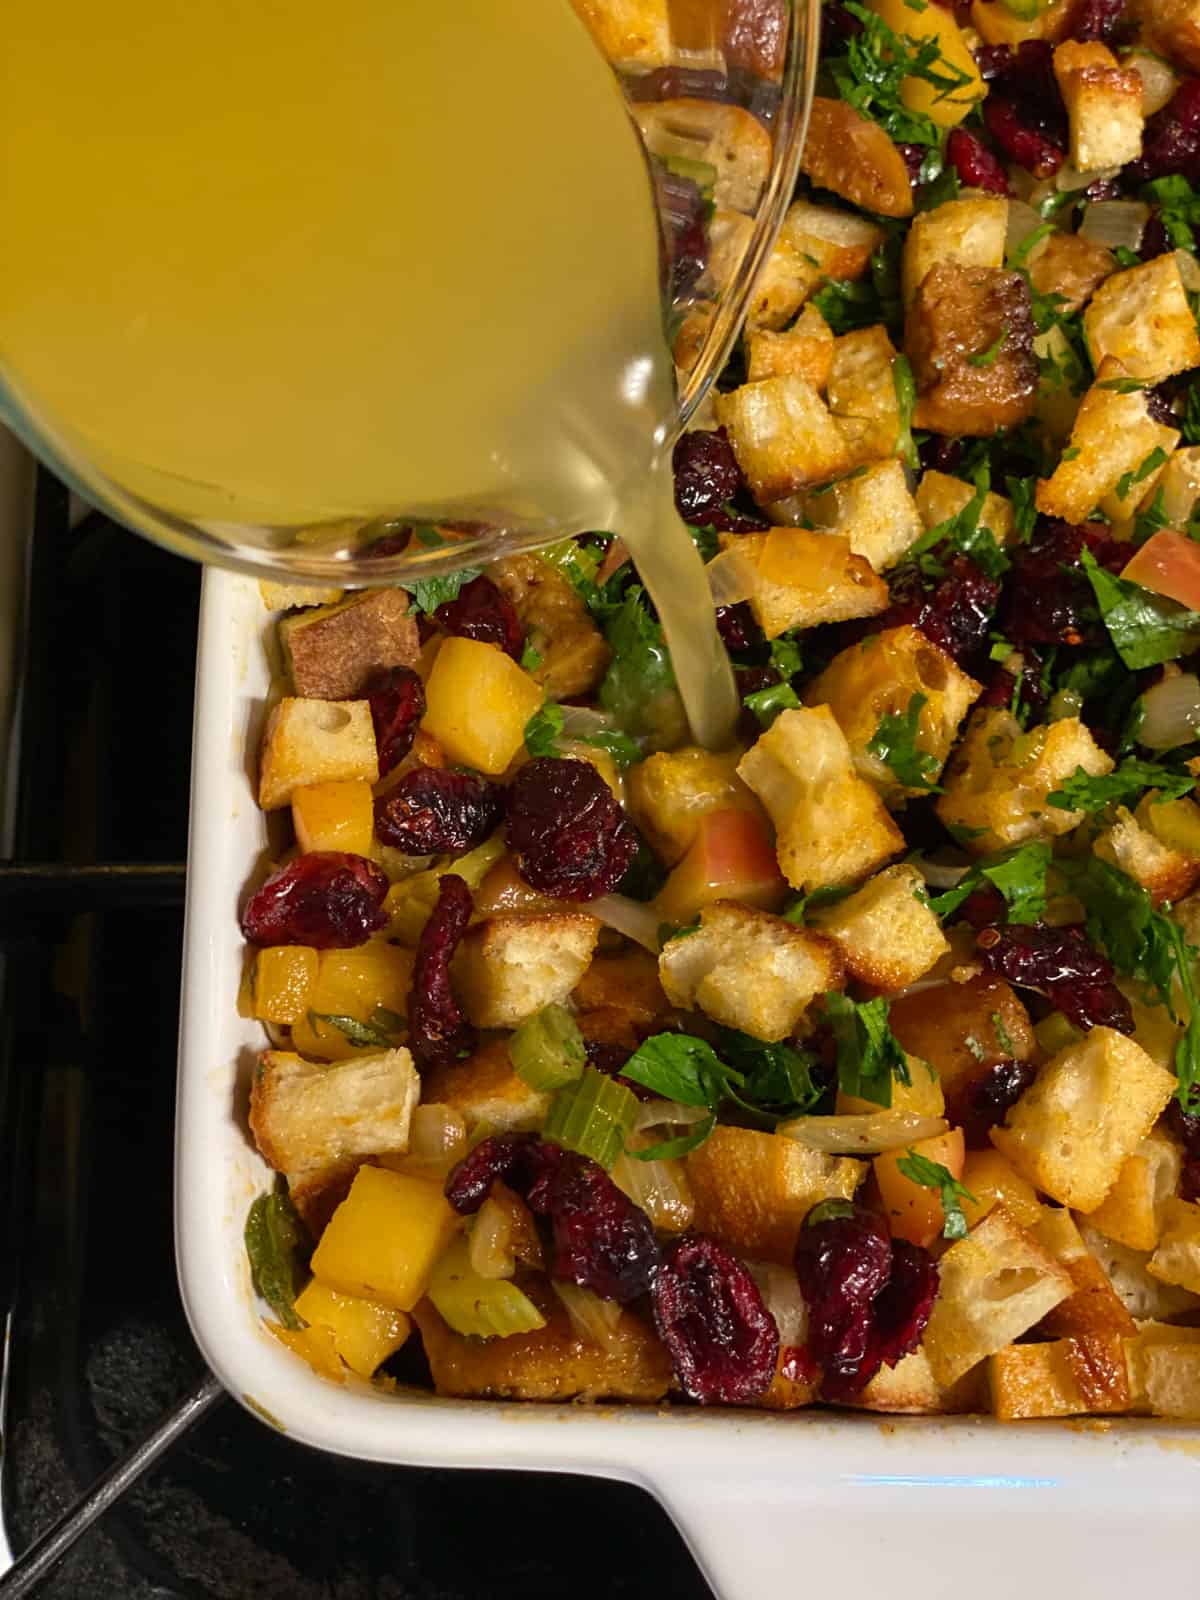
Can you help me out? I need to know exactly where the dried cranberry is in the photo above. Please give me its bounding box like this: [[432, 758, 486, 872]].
[[821, 0, 863, 50], [1183, 1159, 1200, 1203], [652, 1233, 780, 1404], [946, 127, 1009, 194], [867, 1241, 939, 1372], [1140, 210, 1172, 262], [546, 1153, 661, 1303], [1146, 383, 1179, 428], [584, 1038, 656, 1101], [896, 142, 927, 185], [507, 757, 638, 901], [1002, 521, 1126, 649], [433, 575, 523, 660], [977, 922, 1134, 1033], [672, 430, 768, 532], [984, 95, 1064, 177], [918, 434, 964, 475], [408, 873, 475, 1068], [241, 852, 388, 948], [1082, 176, 1122, 203], [364, 666, 426, 777], [981, 43, 1067, 177], [1068, 0, 1127, 40], [794, 1201, 893, 1396], [735, 664, 781, 701], [974, 44, 1012, 80], [1131, 80, 1200, 183], [960, 1058, 1039, 1145], [888, 555, 1000, 669], [444, 1132, 537, 1214], [375, 768, 504, 856], [715, 600, 763, 655]]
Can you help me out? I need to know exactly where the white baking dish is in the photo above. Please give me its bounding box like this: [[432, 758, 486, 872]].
[[177, 566, 1200, 1600]]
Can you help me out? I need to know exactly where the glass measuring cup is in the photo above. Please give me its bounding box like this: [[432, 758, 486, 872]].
[[0, 1, 818, 587]]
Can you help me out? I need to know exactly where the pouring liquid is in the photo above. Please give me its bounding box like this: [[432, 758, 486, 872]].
[[0, 0, 738, 747]]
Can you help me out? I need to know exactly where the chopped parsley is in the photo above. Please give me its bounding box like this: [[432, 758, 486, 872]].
[[1114, 447, 1170, 503], [866, 692, 943, 791], [967, 331, 1009, 368], [744, 680, 801, 726], [523, 702, 565, 758], [906, 467, 1011, 581], [895, 1150, 977, 1240], [928, 841, 1052, 926], [893, 354, 919, 470], [1081, 548, 1200, 670], [404, 567, 482, 614], [827, 0, 976, 147], [825, 993, 912, 1108], [1141, 174, 1200, 251], [1046, 759, 1196, 813]]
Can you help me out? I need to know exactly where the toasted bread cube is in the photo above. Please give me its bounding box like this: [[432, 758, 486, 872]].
[[737, 705, 905, 891], [800, 97, 914, 218], [990, 1334, 1131, 1418], [809, 864, 949, 994], [924, 1207, 1073, 1387], [1087, 1126, 1184, 1252], [490, 553, 610, 699], [573, 948, 672, 1026], [570, 0, 669, 66], [747, 201, 885, 331], [1140, 0, 1200, 70], [633, 99, 771, 213], [1036, 358, 1181, 521], [730, 528, 889, 638], [422, 1037, 550, 1133], [715, 376, 853, 503], [907, 263, 1038, 435], [797, 459, 923, 573], [658, 901, 844, 1042], [686, 1124, 866, 1263], [805, 624, 982, 800], [412, 1286, 671, 1401], [936, 707, 1112, 854], [1084, 255, 1200, 382], [1027, 229, 1115, 313], [1034, 1206, 1138, 1340], [626, 745, 758, 866], [914, 470, 1015, 545], [258, 697, 378, 810], [825, 326, 902, 467], [259, 580, 343, 611], [1079, 1221, 1200, 1319], [249, 1048, 419, 1188], [1095, 806, 1200, 906], [452, 913, 599, 1030], [1053, 41, 1144, 170], [747, 305, 835, 387], [990, 1028, 1176, 1212], [280, 590, 418, 701], [846, 1347, 985, 1415], [901, 196, 1008, 306], [1147, 1197, 1200, 1294], [1125, 1321, 1200, 1413], [1140, 1343, 1200, 1418], [890, 976, 1038, 1132]]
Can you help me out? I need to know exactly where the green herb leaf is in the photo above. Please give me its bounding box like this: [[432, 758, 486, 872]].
[[598, 589, 686, 745], [906, 466, 1011, 580], [619, 1033, 730, 1108], [713, 1027, 825, 1119], [1047, 759, 1196, 813], [1006, 476, 1038, 542], [811, 276, 883, 336], [744, 680, 802, 727], [893, 354, 919, 470], [307, 1011, 396, 1050], [979, 841, 1052, 925], [1141, 174, 1200, 252], [524, 702, 565, 759], [405, 568, 482, 614], [866, 692, 943, 791], [1081, 548, 1200, 669], [1115, 447, 1170, 503], [895, 1149, 977, 1239], [244, 1191, 310, 1329], [826, 993, 912, 1108], [520, 640, 544, 673], [628, 1114, 717, 1163], [828, 0, 975, 147], [1133, 486, 1171, 547], [991, 1012, 1016, 1056], [1097, 376, 1150, 395], [967, 330, 1009, 368]]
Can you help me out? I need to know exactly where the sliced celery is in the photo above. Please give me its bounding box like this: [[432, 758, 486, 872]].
[[509, 1003, 586, 1092], [426, 1237, 546, 1339], [543, 1065, 639, 1170]]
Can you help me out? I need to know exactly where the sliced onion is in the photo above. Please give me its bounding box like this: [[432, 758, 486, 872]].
[[552, 1281, 625, 1352], [778, 1111, 948, 1153], [589, 893, 663, 951], [749, 1261, 809, 1348], [633, 1097, 711, 1132], [1080, 200, 1149, 253], [1176, 248, 1200, 293], [1139, 672, 1200, 750], [1127, 48, 1179, 116], [409, 1103, 467, 1164], [1057, 160, 1118, 192], [557, 705, 617, 741], [915, 857, 970, 889], [1005, 199, 1043, 259], [706, 546, 757, 608], [468, 1195, 516, 1280], [611, 1136, 695, 1232]]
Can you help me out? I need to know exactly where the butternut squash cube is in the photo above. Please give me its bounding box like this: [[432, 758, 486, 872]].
[[268, 1320, 346, 1384], [958, 1149, 1042, 1232], [252, 945, 319, 1026], [422, 637, 544, 775], [311, 1166, 460, 1311], [868, 0, 985, 126], [289, 943, 414, 1062], [292, 779, 374, 857], [293, 1279, 411, 1378], [627, 745, 757, 866]]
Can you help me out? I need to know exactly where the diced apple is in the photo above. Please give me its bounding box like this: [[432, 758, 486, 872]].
[[290, 943, 414, 1061], [252, 945, 319, 1025], [310, 1166, 460, 1311], [422, 637, 544, 775], [1120, 529, 1200, 611], [654, 809, 787, 924], [293, 1278, 411, 1378], [875, 1128, 966, 1247], [958, 1148, 1042, 1230], [292, 779, 374, 856]]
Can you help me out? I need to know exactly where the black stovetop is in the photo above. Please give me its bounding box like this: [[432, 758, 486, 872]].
[[0, 475, 715, 1599]]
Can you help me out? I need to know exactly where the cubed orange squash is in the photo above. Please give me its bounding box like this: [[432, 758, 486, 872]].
[[267, 1319, 346, 1383], [293, 1279, 411, 1378], [290, 943, 414, 1060], [875, 1128, 966, 1247], [868, 0, 984, 125], [958, 1147, 1042, 1231], [292, 779, 374, 856], [838, 1060, 945, 1120], [252, 945, 319, 1025], [310, 1166, 460, 1311], [654, 809, 787, 924], [423, 638, 544, 775]]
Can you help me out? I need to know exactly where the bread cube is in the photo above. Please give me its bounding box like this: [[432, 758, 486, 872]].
[[825, 326, 901, 467], [890, 976, 1038, 1133], [797, 460, 923, 573], [846, 1348, 986, 1415], [633, 99, 771, 213], [936, 707, 1113, 853], [259, 580, 343, 611], [1095, 806, 1200, 906], [1079, 1221, 1200, 1319], [258, 697, 378, 810], [959, 1148, 1043, 1232], [747, 202, 885, 331], [809, 864, 949, 993], [805, 624, 982, 799], [412, 1286, 671, 1401], [990, 1028, 1176, 1211], [686, 1123, 866, 1263], [907, 264, 1038, 435], [280, 590, 418, 701], [570, 0, 669, 66], [1084, 255, 1200, 382], [989, 1334, 1131, 1419], [1139, 0, 1200, 71], [249, 1048, 420, 1186], [730, 528, 889, 638], [452, 912, 599, 1029], [422, 637, 544, 776], [1027, 229, 1115, 313], [924, 1207, 1074, 1387], [1087, 1125, 1184, 1252], [422, 1037, 550, 1133], [490, 553, 609, 699], [658, 901, 844, 1041], [626, 745, 757, 866], [737, 705, 905, 891], [801, 96, 913, 217], [1126, 1321, 1200, 1415], [914, 470, 1014, 546], [1034, 1205, 1138, 1340], [1147, 1197, 1200, 1294], [747, 305, 835, 387], [715, 376, 853, 503], [573, 948, 672, 1026], [901, 196, 1008, 306], [1053, 41, 1144, 171]]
